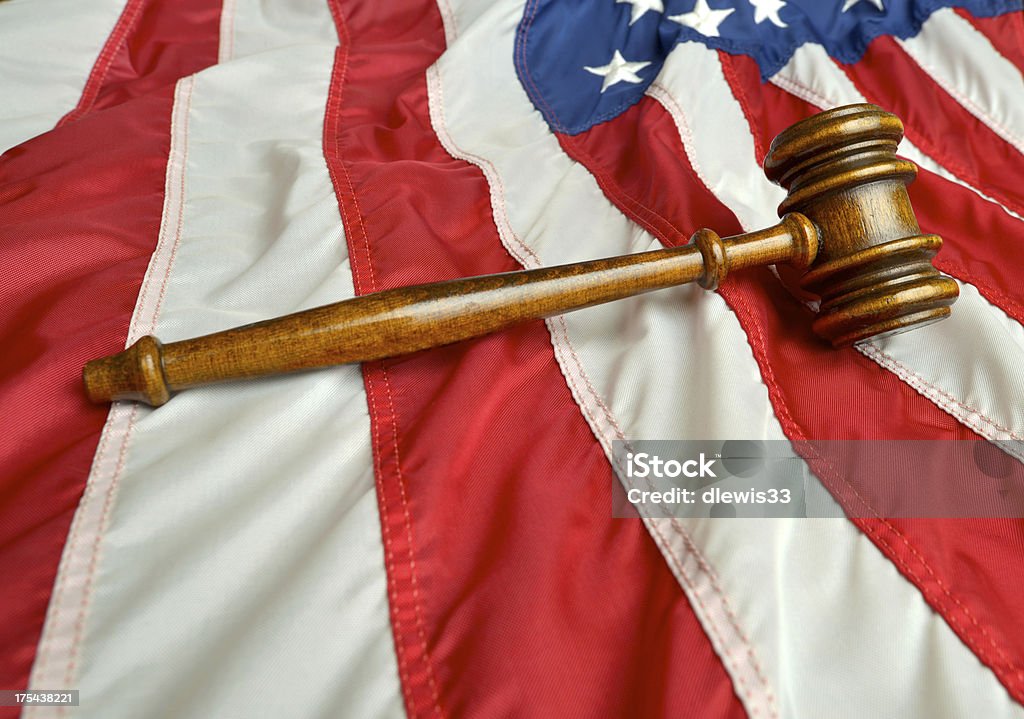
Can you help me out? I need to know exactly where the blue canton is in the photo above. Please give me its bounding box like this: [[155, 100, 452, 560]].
[[514, 0, 1022, 135]]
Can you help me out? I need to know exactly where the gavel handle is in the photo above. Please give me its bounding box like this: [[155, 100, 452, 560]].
[[83, 214, 816, 406]]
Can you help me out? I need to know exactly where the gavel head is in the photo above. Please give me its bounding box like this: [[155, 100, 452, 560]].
[[763, 103, 959, 347]]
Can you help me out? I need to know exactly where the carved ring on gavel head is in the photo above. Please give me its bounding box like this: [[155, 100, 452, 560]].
[[83, 104, 959, 407]]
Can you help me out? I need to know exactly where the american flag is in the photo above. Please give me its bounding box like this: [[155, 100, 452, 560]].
[[2, 0, 1024, 717]]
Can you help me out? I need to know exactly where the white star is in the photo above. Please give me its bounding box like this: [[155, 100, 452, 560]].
[[617, 0, 664, 25], [749, 0, 788, 28], [668, 0, 736, 38], [583, 50, 652, 93], [842, 0, 884, 11]]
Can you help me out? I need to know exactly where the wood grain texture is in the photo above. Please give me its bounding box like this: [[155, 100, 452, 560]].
[[83, 104, 958, 406], [83, 214, 816, 405], [764, 103, 959, 346]]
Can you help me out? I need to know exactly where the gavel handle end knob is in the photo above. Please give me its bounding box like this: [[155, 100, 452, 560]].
[[83, 336, 171, 407]]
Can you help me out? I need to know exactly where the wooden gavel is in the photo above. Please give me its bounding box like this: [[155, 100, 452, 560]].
[[83, 104, 959, 407]]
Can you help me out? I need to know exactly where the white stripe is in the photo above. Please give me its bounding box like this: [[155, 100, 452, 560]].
[[28, 21, 402, 719], [899, 9, 1024, 155], [771, 43, 1024, 223], [0, 0, 128, 153], [432, 0, 1024, 712], [224, 0, 338, 60]]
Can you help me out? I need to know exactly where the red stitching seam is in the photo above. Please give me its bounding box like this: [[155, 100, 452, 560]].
[[144, 78, 195, 337], [30, 412, 114, 709], [436, 0, 458, 46], [937, 259, 1024, 319], [51, 408, 140, 719], [322, 9, 444, 716], [768, 71, 829, 110], [860, 341, 1024, 441], [364, 370, 414, 702], [61, 403, 139, 688], [378, 363, 444, 716], [58, 0, 147, 127], [425, 68, 541, 266]]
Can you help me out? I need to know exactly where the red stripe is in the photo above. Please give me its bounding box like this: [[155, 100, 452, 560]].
[[324, 1, 746, 716], [718, 50, 1024, 704], [956, 8, 1024, 76], [0, 1, 220, 707], [841, 35, 1024, 217]]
